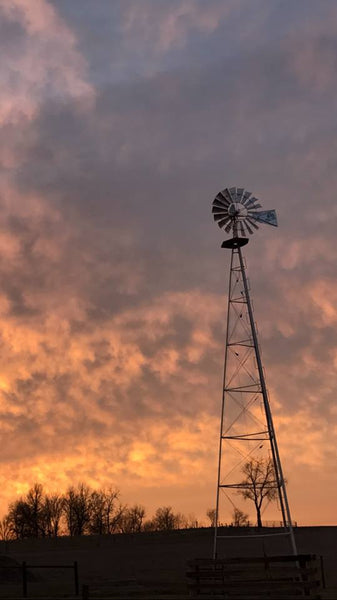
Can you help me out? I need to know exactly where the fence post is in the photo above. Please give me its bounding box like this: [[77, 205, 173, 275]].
[[74, 561, 79, 595], [22, 561, 27, 598]]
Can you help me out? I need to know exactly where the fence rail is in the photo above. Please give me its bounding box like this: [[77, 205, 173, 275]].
[[220, 520, 298, 528], [0, 561, 79, 597]]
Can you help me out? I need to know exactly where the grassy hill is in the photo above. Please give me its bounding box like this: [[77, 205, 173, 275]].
[[0, 526, 335, 597]]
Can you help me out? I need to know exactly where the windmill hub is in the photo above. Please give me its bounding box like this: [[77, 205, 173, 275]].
[[228, 202, 247, 217]]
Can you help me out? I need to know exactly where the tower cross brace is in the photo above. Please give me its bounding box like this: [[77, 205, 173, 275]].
[[213, 239, 297, 558]]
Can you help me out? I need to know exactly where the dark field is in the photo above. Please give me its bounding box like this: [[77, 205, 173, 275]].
[[0, 526, 336, 598]]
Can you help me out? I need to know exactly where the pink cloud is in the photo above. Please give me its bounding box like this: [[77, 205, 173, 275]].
[[284, 6, 337, 93], [122, 1, 241, 55], [0, 0, 94, 125]]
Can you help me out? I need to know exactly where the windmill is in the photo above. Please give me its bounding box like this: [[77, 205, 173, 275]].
[[212, 186, 297, 558]]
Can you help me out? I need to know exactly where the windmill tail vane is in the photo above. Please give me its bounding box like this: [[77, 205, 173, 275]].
[[212, 186, 278, 241]]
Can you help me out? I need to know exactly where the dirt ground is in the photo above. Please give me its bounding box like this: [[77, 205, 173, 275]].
[[0, 526, 335, 597]]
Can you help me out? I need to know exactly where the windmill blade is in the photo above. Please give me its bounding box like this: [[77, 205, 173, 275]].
[[229, 187, 237, 201], [243, 219, 254, 235], [212, 208, 228, 217], [245, 196, 259, 208], [242, 191, 252, 205], [247, 203, 262, 211], [213, 199, 229, 210], [246, 217, 259, 230], [225, 221, 233, 233], [236, 188, 244, 202], [238, 221, 246, 237], [249, 210, 278, 227], [217, 216, 231, 228], [216, 193, 230, 206], [214, 212, 229, 222], [212, 208, 228, 218], [212, 209, 228, 219], [220, 189, 232, 203]]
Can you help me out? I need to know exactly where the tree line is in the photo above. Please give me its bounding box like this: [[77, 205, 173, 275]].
[[0, 457, 280, 540], [0, 483, 199, 541]]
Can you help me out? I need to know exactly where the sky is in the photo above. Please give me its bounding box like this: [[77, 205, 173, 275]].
[[0, 0, 337, 526]]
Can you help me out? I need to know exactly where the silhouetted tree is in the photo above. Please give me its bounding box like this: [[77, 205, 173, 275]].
[[103, 488, 125, 534], [88, 488, 123, 535], [7, 484, 46, 539], [64, 484, 91, 536], [0, 516, 11, 541], [88, 490, 106, 535], [177, 513, 199, 529], [231, 507, 249, 527], [152, 506, 180, 531], [119, 505, 145, 534], [142, 519, 156, 532], [7, 500, 28, 539], [237, 458, 278, 528], [206, 508, 216, 527], [26, 483, 45, 537], [43, 494, 64, 537]]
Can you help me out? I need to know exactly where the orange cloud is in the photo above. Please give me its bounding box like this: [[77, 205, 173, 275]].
[[0, 0, 337, 528]]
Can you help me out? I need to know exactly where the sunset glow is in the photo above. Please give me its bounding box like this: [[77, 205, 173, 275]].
[[0, 0, 336, 526]]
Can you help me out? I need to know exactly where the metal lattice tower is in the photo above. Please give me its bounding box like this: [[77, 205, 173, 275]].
[[212, 186, 297, 558]]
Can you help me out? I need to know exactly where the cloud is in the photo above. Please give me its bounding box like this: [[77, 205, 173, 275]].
[[0, 0, 94, 126], [284, 4, 337, 94], [0, 0, 336, 524], [121, 0, 237, 54]]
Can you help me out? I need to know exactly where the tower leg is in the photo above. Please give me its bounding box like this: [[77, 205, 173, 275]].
[[213, 249, 234, 559], [213, 245, 297, 557], [237, 246, 297, 556]]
